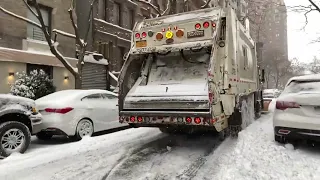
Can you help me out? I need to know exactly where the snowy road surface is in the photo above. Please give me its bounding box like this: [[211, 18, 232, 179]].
[[1, 114, 320, 180]]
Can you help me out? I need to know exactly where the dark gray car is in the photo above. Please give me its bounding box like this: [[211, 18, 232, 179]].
[[0, 94, 43, 158]]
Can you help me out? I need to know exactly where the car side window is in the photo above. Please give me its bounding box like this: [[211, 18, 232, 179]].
[[82, 93, 103, 101], [102, 93, 117, 100]]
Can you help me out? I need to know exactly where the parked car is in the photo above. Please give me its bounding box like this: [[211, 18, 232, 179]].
[[35, 89, 121, 140], [0, 94, 42, 158], [273, 74, 320, 143], [262, 89, 281, 113]]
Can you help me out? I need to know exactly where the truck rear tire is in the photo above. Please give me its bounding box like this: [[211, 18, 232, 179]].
[[159, 127, 176, 134]]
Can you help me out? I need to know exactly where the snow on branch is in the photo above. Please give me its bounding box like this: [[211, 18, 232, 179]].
[[161, 0, 171, 16], [201, 0, 212, 9], [136, 0, 162, 17], [0, 5, 41, 28], [22, 0, 38, 18], [68, 6, 83, 48], [109, 71, 118, 82], [52, 29, 76, 39]]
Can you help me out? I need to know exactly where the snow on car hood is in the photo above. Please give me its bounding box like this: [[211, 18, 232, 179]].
[[0, 94, 35, 114]]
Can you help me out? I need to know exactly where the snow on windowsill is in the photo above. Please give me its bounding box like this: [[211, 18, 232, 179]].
[[94, 18, 133, 33]]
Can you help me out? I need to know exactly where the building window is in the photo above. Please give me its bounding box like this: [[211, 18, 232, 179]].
[[27, 5, 51, 41], [26, 64, 53, 79], [113, 2, 121, 26]]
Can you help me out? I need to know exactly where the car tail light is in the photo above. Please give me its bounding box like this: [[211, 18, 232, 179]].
[[203, 22, 210, 28], [141, 32, 147, 38], [278, 129, 291, 135], [135, 33, 140, 39], [186, 117, 192, 123], [130, 116, 136, 122], [276, 101, 300, 110], [137, 116, 143, 122], [194, 117, 201, 124], [45, 107, 73, 114], [195, 23, 201, 30]]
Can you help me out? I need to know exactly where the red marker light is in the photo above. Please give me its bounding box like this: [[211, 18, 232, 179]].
[[195, 23, 201, 30], [186, 117, 192, 123], [135, 33, 140, 39], [142, 32, 147, 38], [203, 22, 210, 28]]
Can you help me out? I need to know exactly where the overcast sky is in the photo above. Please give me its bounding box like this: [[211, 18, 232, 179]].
[[285, 0, 320, 62]]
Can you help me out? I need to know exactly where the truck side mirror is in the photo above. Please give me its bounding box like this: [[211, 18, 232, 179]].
[[261, 69, 265, 83]]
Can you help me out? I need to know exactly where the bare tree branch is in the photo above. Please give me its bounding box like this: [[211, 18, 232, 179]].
[[308, 0, 320, 12], [68, 6, 84, 48], [0, 5, 42, 28], [161, 0, 171, 16], [30, 0, 77, 76], [22, 0, 38, 18], [52, 29, 76, 39], [136, 0, 161, 17], [84, 0, 96, 43], [201, 0, 212, 9]]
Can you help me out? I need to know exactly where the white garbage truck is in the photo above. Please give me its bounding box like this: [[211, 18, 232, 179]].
[[118, 6, 265, 139]]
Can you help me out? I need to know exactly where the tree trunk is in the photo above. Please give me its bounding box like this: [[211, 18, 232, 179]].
[[75, 75, 82, 89]]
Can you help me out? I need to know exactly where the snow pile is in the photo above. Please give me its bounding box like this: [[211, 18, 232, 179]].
[[195, 114, 320, 180]]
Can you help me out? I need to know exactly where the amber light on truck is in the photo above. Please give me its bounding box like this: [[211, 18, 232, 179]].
[[176, 29, 184, 38], [156, 32, 163, 40]]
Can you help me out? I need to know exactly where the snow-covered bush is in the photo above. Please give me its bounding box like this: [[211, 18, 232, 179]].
[[10, 69, 56, 100]]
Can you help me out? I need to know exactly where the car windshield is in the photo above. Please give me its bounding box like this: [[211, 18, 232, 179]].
[[282, 81, 320, 94]]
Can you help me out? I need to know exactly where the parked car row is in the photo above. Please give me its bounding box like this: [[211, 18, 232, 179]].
[[273, 74, 320, 144], [0, 89, 121, 158]]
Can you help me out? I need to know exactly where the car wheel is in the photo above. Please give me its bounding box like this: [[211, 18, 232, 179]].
[[274, 134, 285, 144], [36, 132, 53, 141], [74, 119, 94, 140], [0, 121, 31, 158]]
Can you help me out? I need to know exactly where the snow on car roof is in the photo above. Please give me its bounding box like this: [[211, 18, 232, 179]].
[[36, 89, 118, 102], [285, 74, 320, 87]]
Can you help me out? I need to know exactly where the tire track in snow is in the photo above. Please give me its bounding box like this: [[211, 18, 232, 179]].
[[104, 132, 221, 180]]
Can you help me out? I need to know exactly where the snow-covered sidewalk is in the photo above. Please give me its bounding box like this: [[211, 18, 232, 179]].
[[194, 113, 320, 180]]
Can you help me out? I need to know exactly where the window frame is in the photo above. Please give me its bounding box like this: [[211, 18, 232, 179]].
[[81, 93, 104, 101], [113, 2, 121, 26]]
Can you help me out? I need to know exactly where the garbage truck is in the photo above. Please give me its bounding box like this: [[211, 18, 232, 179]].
[[117, 6, 265, 139]]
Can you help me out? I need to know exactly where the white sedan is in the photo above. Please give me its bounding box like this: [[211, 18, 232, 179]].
[[35, 89, 122, 140], [273, 74, 320, 144]]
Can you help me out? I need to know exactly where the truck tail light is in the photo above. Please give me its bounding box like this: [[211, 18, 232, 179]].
[[141, 32, 147, 38], [45, 107, 73, 114], [135, 33, 140, 39], [195, 23, 201, 30], [137, 116, 143, 122], [276, 101, 300, 110], [203, 21, 210, 28], [156, 33, 163, 41], [186, 117, 192, 123], [130, 116, 136, 122], [194, 117, 201, 124], [176, 29, 184, 38]]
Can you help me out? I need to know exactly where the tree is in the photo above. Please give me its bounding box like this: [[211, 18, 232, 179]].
[[308, 56, 320, 73], [0, 0, 95, 89], [10, 69, 56, 100]]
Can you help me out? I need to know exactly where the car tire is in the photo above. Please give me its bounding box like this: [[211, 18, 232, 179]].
[[36, 132, 53, 141], [0, 121, 31, 158], [274, 134, 285, 144], [74, 119, 94, 140]]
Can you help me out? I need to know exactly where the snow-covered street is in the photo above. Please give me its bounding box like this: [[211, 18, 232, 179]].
[[1, 113, 320, 180]]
